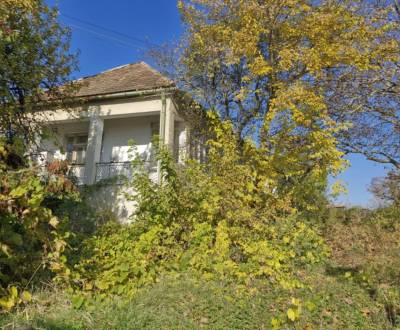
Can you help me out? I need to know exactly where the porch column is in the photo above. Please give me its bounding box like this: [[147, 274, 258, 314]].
[[157, 93, 166, 183], [158, 93, 175, 182], [84, 114, 104, 185], [164, 99, 175, 149], [158, 93, 174, 147], [177, 122, 188, 163]]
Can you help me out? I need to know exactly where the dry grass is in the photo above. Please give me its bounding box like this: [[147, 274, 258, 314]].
[[322, 207, 400, 327], [323, 208, 400, 285]]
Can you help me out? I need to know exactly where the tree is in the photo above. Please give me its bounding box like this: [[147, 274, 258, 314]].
[[0, 0, 78, 147], [324, 1, 400, 169], [0, 0, 34, 17], [153, 0, 397, 203], [370, 170, 400, 206], [171, 1, 395, 131]]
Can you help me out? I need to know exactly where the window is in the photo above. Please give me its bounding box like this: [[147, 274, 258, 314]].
[[66, 134, 88, 164]]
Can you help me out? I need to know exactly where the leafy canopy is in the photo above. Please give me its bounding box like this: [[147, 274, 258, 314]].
[[159, 0, 399, 191], [0, 0, 77, 145]]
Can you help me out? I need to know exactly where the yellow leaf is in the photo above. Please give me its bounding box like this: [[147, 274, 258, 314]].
[[291, 298, 301, 306], [49, 216, 59, 228], [84, 282, 93, 291], [287, 308, 297, 321], [10, 286, 18, 298], [21, 291, 32, 302], [95, 280, 109, 290], [0, 297, 15, 310], [1, 243, 11, 257], [271, 317, 281, 329]]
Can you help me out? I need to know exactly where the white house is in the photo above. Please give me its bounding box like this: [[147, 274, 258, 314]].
[[37, 62, 189, 219]]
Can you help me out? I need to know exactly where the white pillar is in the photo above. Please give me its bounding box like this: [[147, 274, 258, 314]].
[[159, 93, 166, 143], [177, 122, 188, 163], [158, 93, 167, 184], [84, 115, 104, 185], [157, 94, 175, 183], [164, 99, 174, 149]]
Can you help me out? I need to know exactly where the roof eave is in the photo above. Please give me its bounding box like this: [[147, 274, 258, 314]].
[[79, 86, 177, 102]]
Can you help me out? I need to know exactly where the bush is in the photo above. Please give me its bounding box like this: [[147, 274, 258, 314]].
[[0, 142, 78, 310], [66, 119, 330, 328]]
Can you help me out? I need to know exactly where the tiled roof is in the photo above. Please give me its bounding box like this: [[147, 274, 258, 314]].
[[74, 61, 174, 97]]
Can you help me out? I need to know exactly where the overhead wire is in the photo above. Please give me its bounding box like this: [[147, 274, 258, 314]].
[[60, 12, 159, 50], [67, 23, 147, 51]]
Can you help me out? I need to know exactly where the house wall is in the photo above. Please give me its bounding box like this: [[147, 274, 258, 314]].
[[84, 185, 137, 223], [89, 115, 161, 221], [41, 96, 171, 123], [100, 115, 158, 163]]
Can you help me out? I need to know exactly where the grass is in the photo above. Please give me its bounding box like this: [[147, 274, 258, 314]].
[[1, 208, 398, 329], [0, 271, 394, 330], [323, 208, 400, 285], [322, 207, 400, 328]]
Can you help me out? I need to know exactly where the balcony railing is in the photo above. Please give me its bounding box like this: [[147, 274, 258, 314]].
[[95, 161, 157, 183], [41, 161, 158, 186], [95, 162, 131, 182]]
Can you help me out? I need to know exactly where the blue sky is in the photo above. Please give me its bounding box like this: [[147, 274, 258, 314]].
[[47, 0, 388, 206]]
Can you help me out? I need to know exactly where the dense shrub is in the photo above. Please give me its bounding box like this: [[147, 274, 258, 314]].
[[0, 142, 78, 310], [66, 118, 330, 327]]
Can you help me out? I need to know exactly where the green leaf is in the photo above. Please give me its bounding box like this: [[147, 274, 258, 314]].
[[71, 295, 85, 310], [305, 301, 316, 312], [9, 233, 23, 246], [9, 186, 28, 198]]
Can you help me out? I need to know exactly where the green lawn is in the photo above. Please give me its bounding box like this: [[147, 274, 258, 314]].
[[0, 271, 393, 330]]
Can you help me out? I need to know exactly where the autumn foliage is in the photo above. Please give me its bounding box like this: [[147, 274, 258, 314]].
[[1, 0, 399, 328], [0, 142, 78, 310]]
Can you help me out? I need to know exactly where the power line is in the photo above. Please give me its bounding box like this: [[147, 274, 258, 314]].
[[67, 22, 146, 51], [61, 12, 158, 48]]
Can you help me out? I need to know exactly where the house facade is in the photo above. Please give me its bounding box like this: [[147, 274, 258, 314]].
[[37, 62, 189, 219]]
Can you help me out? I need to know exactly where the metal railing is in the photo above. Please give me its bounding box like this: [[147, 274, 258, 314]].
[[95, 161, 158, 183], [95, 162, 132, 182], [39, 160, 159, 186]]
